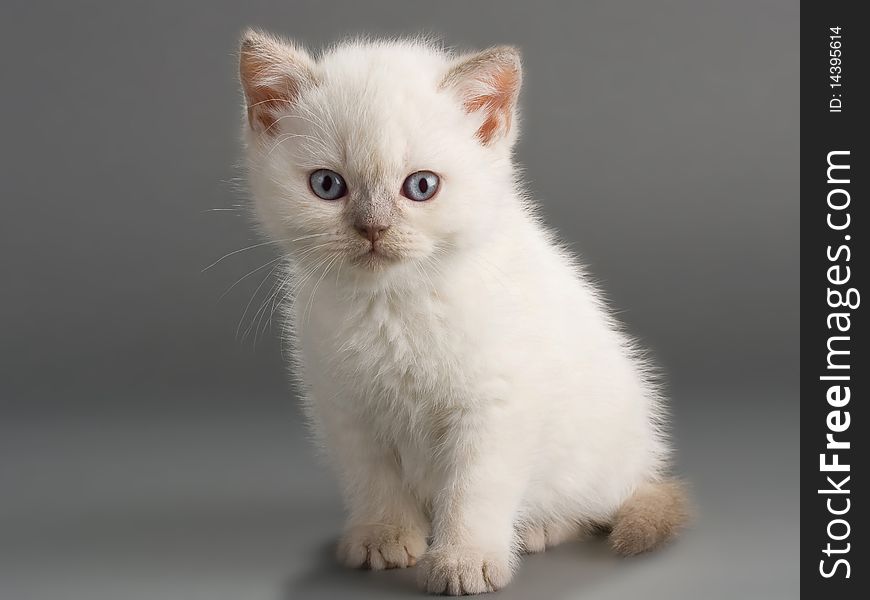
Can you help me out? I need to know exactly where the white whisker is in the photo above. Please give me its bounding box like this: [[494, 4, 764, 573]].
[[236, 262, 282, 340], [218, 255, 284, 302], [202, 233, 334, 272]]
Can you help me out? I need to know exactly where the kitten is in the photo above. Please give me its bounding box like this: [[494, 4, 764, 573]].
[[237, 30, 688, 595]]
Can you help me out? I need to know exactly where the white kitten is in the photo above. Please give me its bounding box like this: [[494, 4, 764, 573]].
[[238, 30, 688, 595]]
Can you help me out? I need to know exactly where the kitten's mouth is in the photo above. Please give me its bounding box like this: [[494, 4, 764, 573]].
[[355, 244, 398, 268]]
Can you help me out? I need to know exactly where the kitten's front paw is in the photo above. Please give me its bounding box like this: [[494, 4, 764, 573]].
[[337, 524, 427, 570], [417, 547, 513, 595]]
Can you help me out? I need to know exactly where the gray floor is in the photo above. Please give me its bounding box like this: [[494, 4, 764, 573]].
[[0, 387, 798, 600]]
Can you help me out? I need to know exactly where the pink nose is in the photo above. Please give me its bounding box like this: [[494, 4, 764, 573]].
[[356, 225, 389, 243]]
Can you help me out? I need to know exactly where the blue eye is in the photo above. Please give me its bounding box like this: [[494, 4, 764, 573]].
[[402, 171, 440, 202], [309, 169, 347, 200]]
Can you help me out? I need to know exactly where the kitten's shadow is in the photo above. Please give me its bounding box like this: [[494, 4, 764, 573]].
[[282, 535, 624, 599], [282, 540, 418, 599]]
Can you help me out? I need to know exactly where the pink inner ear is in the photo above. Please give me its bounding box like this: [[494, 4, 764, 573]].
[[464, 66, 520, 145], [244, 83, 292, 131], [240, 45, 298, 132]]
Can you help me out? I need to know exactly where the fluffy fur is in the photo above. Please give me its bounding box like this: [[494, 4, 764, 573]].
[[238, 30, 687, 595]]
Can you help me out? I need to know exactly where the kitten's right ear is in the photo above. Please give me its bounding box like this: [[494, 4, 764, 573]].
[[441, 46, 522, 147], [239, 29, 316, 134]]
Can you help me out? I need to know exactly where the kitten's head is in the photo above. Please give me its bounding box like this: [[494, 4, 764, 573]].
[[238, 31, 523, 282]]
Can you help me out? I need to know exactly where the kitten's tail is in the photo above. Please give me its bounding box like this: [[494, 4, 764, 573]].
[[608, 479, 690, 556]]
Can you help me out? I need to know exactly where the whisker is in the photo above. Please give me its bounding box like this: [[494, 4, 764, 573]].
[[266, 132, 327, 158], [289, 232, 336, 244], [236, 262, 282, 340], [290, 242, 336, 263], [269, 257, 328, 330], [202, 239, 288, 272], [334, 256, 345, 286], [256, 279, 284, 339], [218, 255, 284, 302], [303, 253, 341, 327], [202, 233, 333, 272], [261, 112, 329, 137], [252, 275, 285, 345], [266, 269, 296, 328], [251, 267, 292, 342]]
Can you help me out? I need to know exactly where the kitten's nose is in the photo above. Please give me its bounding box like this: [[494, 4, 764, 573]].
[[356, 224, 390, 243]]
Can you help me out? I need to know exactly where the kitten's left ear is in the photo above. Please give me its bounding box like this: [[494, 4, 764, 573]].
[[239, 29, 316, 134], [441, 46, 522, 147]]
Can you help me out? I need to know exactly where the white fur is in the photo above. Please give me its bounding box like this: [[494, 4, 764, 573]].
[[240, 35, 670, 594]]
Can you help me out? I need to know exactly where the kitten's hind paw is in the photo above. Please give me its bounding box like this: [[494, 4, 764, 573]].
[[337, 524, 427, 570], [517, 519, 584, 554]]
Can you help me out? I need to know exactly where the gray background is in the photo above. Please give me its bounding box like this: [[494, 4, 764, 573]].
[[0, 1, 799, 599]]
